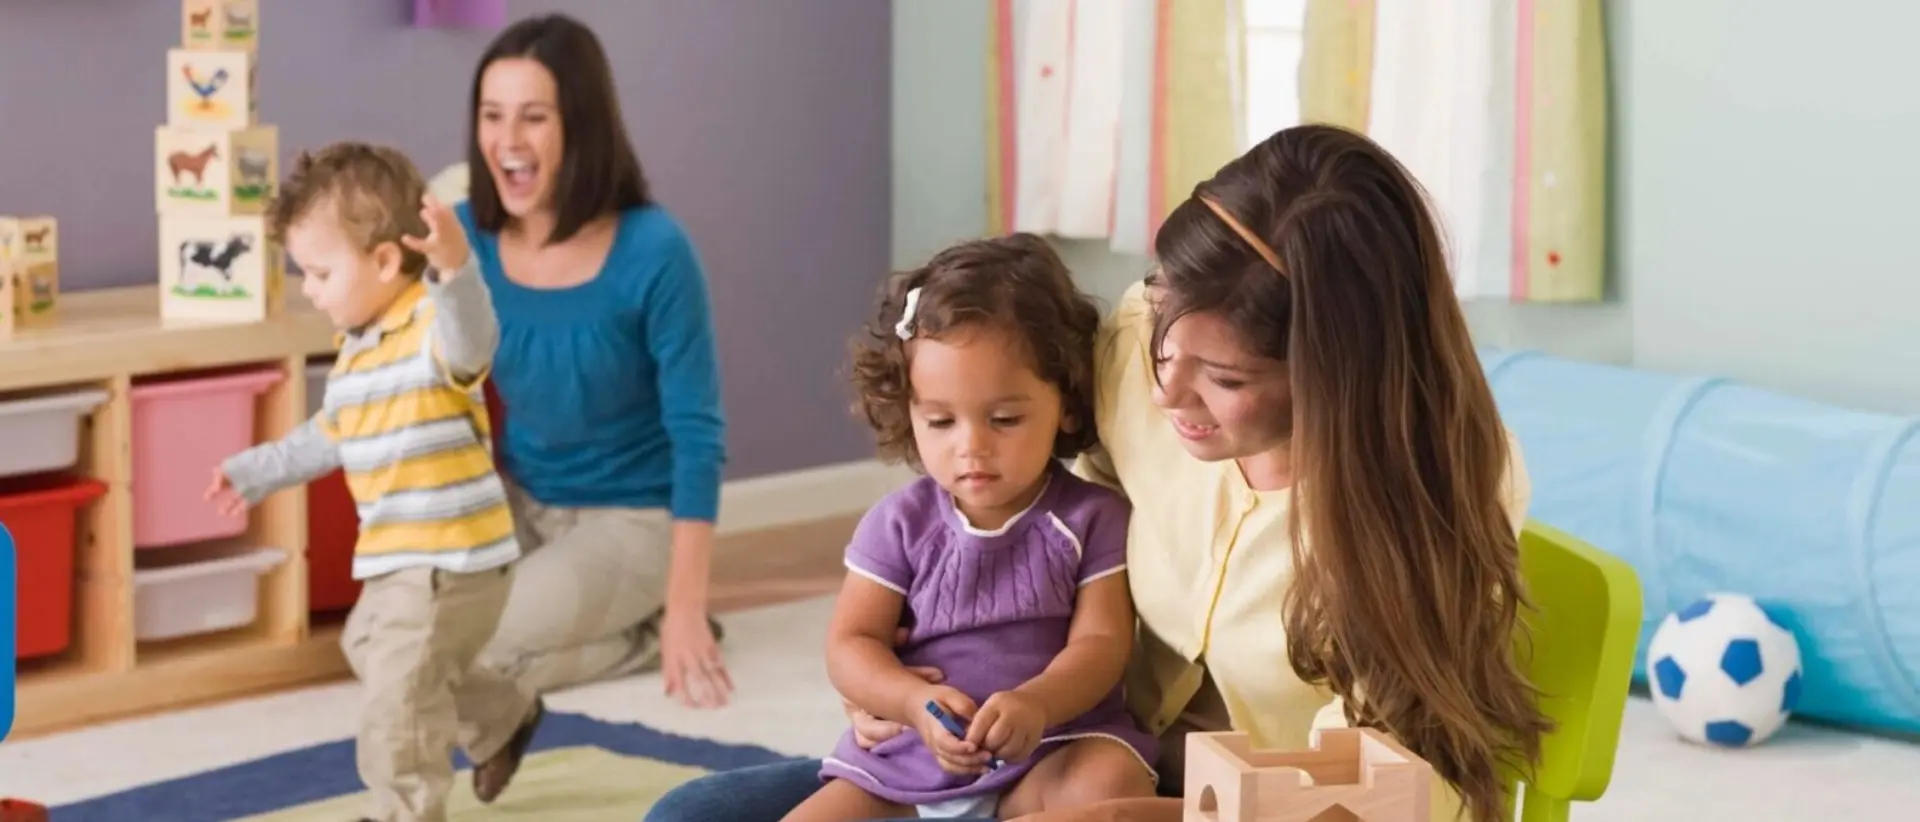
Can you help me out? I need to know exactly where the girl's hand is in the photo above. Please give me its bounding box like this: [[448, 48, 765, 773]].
[[970, 690, 1048, 763], [910, 684, 994, 775], [204, 467, 246, 518], [660, 606, 732, 709], [400, 193, 471, 275]]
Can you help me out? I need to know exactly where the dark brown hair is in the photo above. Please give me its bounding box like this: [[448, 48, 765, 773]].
[[465, 13, 650, 245], [1150, 123, 1551, 821], [849, 233, 1102, 471], [267, 141, 430, 277]]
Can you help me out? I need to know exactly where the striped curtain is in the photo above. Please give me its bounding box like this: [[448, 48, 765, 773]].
[[1300, 0, 1608, 303], [985, 0, 1245, 257]]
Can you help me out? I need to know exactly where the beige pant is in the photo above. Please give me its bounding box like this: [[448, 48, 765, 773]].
[[341, 564, 533, 822], [476, 479, 675, 695]]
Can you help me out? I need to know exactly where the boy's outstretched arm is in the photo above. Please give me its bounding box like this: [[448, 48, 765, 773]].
[[220, 414, 342, 505], [426, 254, 496, 389]]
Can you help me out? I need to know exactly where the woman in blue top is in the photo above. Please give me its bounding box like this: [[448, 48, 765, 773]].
[[454, 12, 733, 753]]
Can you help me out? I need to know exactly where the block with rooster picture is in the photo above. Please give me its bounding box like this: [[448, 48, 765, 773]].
[[168, 48, 257, 131]]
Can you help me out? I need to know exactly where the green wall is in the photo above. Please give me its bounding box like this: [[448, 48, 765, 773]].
[[893, 1, 1918, 414]]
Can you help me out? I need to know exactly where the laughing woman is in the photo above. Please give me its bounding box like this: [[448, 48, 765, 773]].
[[453, 13, 734, 773]]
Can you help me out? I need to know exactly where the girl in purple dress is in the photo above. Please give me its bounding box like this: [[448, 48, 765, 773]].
[[784, 235, 1159, 821]]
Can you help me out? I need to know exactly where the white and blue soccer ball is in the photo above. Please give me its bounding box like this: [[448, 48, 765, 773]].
[[1646, 592, 1803, 748]]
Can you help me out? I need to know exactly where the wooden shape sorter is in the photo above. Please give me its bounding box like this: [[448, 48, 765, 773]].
[[167, 48, 258, 131], [155, 125, 278, 216], [183, 0, 259, 52], [1182, 729, 1431, 822], [159, 215, 285, 323]]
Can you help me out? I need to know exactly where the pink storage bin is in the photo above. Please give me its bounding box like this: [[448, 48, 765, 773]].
[[131, 366, 284, 549]]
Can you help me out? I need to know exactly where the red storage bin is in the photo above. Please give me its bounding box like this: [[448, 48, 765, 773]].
[[303, 361, 361, 613], [0, 474, 106, 659], [307, 469, 361, 612]]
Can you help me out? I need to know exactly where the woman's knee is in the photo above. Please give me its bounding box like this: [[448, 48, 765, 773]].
[[643, 758, 825, 822]]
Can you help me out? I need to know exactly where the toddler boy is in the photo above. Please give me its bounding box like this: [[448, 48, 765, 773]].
[[206, 142, 541, 822]]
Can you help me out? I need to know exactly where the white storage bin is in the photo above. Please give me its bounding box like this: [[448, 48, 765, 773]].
[[133, 546, 287, 641], [0, 388, 110, 478]]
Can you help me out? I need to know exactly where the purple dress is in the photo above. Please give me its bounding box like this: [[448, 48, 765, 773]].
[[818, 465, 1160, 807]]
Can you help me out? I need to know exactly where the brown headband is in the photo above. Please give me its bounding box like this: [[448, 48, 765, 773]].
[[1199, 195, 1285, 275]]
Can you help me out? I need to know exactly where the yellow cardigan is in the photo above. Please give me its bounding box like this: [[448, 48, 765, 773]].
[[1074, 281, 1532, 821]]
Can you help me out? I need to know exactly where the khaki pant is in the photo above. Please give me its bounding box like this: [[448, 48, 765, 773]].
[[342, 564, 533, 822], [476, 479, 675, 695]]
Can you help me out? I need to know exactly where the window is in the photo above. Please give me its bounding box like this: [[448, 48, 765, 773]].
[[1242, 0, 1307, 149]]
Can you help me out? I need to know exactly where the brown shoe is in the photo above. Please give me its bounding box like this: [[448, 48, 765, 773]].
[[473, 699, 544, 804]]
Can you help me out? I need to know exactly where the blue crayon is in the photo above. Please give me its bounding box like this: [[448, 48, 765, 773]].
[[924, 700, 1004, 770]]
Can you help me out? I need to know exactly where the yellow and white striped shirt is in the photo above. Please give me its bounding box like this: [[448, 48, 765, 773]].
[[223, 265, 519, 579]]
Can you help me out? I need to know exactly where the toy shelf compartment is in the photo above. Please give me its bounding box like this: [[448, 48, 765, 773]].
[[2, 279, 348, 739]]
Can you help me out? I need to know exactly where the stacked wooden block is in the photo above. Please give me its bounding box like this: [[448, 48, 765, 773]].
[[157, 0, 284, 323], [0, 215, 58, 338]]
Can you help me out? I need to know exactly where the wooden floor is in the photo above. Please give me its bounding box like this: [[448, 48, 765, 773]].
[[710, 514, 856, 612], [11, 515, 857, 741]]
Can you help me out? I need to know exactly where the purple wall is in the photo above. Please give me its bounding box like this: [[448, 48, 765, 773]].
[[0, 0, 890, 478]]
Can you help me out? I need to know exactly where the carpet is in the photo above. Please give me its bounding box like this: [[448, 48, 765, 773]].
[[50, 709, 796, 822]]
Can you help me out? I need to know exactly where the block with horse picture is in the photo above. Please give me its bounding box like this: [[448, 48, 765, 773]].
[[159, 214, 285, 323], [182, 0, 259, 53], [155, 125, 278, 216]]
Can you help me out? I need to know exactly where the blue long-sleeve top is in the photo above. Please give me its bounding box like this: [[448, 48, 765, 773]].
[[457, 203, 727, 521]]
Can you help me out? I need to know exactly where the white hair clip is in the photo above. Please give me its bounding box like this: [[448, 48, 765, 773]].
[[894, 287, 922, 341]]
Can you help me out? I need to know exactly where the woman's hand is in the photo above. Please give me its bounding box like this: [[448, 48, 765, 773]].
[[844, 627, 943, 748], [660, 605, 732, 709]]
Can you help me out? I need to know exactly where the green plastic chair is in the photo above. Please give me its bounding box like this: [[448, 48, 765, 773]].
[[1504, 519, 1644, 822]]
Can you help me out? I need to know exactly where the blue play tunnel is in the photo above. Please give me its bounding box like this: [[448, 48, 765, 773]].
[[1479, 347, 1920, 737]]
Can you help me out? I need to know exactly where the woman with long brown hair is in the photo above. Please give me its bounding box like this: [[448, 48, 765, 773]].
[[646, 123, 1545, 822]]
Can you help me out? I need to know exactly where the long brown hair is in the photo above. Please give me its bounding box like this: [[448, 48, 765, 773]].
[[1150, 124, 1550, 821]]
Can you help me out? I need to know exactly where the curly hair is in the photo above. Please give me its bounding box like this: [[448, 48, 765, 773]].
[[848, 233, 1103, 471], [266, 141, 431, 278]]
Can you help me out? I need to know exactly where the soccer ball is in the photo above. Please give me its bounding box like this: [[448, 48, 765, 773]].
[[1646, 592, 1803, 747]]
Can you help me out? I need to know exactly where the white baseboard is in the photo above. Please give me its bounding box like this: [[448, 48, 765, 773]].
[[717, 458, 920, 535]]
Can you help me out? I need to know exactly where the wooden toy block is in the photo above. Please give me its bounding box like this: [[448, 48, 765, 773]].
[[0, 215, 57, 264], [0, 216, 59, 336], [167, 48, 258, 131], [155, 125, 278, 217], [1182, 729, 1431, 822], [183, 0, 258, 52], [159, 214, 285, 324], [0, 260, 15, 337]]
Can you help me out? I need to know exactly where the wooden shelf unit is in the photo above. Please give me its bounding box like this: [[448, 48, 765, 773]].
[[3, 278, 348, 739]]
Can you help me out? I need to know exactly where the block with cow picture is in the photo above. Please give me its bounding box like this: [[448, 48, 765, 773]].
[[159, 214, 285, 323], [155, 125, 277, 216]]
